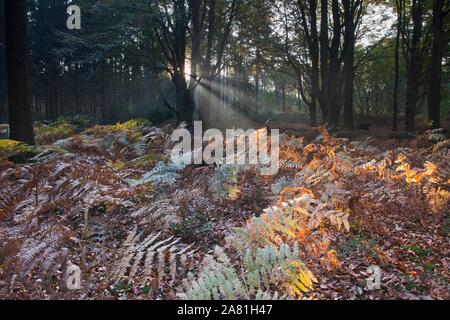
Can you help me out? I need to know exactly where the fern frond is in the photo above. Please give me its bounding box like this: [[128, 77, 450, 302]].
[[17, 228, 69, 277], [178, 246, 246, 300], [113, 228, 196, 290], [128, 161, 185, 188], [181, 243, 315, 300], [131, 200, 181, 231], [209, 164, 242, 199], [255, 290, 288, 300], [272, 177, 300, 195]]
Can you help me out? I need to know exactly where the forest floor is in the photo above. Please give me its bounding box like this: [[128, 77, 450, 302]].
[[0, 117, 449, 300]]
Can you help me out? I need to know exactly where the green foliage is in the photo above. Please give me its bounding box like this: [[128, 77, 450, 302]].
[[243, 242, 316, 296], [399, 245, 434, 272], [209, 164, 242, 199], [127, 161, 186, 189], [133, 153, 166, 166], [55, 115, 91, 127], [111, 282, 132, 295], [59, 120, 158, 158], [0, 139, 67, 163], [427, 129, 447, 143], [112, 119, 151, 132], [34, 121, 76, 145], [175, 207, 215, 242], [0, 139, 22, 150], [339, 233, 377, 259], [0, 139, 28, 161], [179, 246, 245, 300], [180, 243, 315, 300], [271, 177, 300, 195]]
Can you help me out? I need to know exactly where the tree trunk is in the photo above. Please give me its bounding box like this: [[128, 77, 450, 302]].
[[0, 0, 5, 124], [392, 0, 402, 131], [319, 0, 329, 121], [327, 0, 341, 128], [405, 0, 424, 131], [189, 0, 203, 125], [342, 0, 361, 130], [297, 0, 319, 126], [309, 0, 319, 126], [5, 0, 35, 144], [172, 0, 194, 126], [427, 0, 446, 129]]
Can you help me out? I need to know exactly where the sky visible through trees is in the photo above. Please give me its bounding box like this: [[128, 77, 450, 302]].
[[0, 0, 448, 133]]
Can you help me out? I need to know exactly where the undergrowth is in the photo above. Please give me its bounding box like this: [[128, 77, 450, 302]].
[[0, 122, 449, 300]]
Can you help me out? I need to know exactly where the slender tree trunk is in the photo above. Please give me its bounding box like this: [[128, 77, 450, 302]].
[[189, 0, 203, 125], [405, 0, 424, 131], [171, 0, 194, 126], [309, 0, 319, 126], [190, 0, 201, 83], [5, 0, 35, 144], [319, 0, 329, 121], [428, 0, 446, 129], [0, 66, 5, 123], [327, 0, 341, 128], [342, 0, 361, 130], [101, 63, 110, 124], [254, 49, 261, 115], [255, 67, 259, 114], [296, 84, 302, 111], [392, 0, 402, 131], [0, 0, 5, 124], [297, 0, 319, 126]]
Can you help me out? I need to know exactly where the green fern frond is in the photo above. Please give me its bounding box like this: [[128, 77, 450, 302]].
[[127, 161, 186, 188]]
